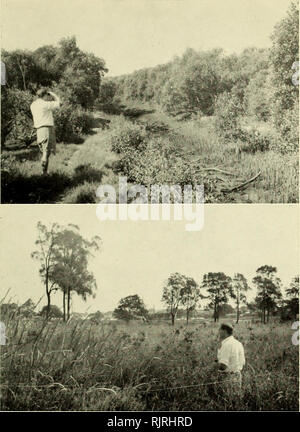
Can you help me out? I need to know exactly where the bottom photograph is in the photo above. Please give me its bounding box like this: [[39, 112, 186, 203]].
[[0, 204, 299, 412]]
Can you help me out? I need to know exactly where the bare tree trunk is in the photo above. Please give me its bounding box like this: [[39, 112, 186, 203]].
[[171, 313, 175, 326], [186, 309, 189, 325], [63, 291, 66, 322], [214, 303, 219, 322], [67, 289, 71, 321], [46, 291, 51, 320], [236, 300, 240, 324], [45, 272, 50, 320]]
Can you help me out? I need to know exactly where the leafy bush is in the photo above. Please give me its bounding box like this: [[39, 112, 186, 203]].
[[245, 70, 274, 121], [1, 153, 19, 174], [213, 92, 244, 141], [1, 88, 94, 146], [238, 128, 272, 153], [54, 103, 94, 143], [109, 117, 147, 179], [110, 117, 147, 154], [1, 88, 34, 146], [61, 181, 99, 203], [270, 101, 299, 154], [40, 305, 63, 318]]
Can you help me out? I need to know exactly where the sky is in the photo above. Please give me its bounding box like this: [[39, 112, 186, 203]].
[[1, 0, 293, 76], [0, 204, 298, 313]]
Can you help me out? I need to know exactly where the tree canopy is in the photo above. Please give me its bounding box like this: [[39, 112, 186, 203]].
[[113, 295, 149, 321]]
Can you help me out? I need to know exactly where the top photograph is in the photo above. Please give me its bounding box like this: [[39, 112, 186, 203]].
[[1, 0, 299, 204]]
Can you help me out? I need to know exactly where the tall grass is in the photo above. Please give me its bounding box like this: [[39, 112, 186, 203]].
[[1, 312, 298, 411]]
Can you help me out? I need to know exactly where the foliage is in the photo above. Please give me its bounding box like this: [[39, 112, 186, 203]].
[[270, 1, 299, 111], [202, 273, 233, 322], [88, 311, 104, 323], [1, 36, 107, 146], [218, 303, 235, 317], [161, 273, 202, 325], [270, 100, 299, 154], [110, 117, 147, 154], [213, 92, 244, 141], [179, 277, 203, 324], [2, 36, 107, 108], [1, 87, 34, 145], [31, 222, 101, 321], [97, 79, 118, 104], [238, 127, 272, 153], [18, 299, 37, 318], [269, 1, 299, 152], [50, 226, 101, 321], [109, 117, 147, 179], [1, 49, 43, 91], [113, 295, 149, 321], [252, 266, 282, 323], [244, 70, 274, 121], [60, 181, 100, 204], [40, 305, 63, 319], [232, 274, 250, 323], [1, 317, 298, 411], [53, 103, 94, 143], [283, 275, 299, 320], [31, 222, 62, 319], [112, 47, 269, 117]]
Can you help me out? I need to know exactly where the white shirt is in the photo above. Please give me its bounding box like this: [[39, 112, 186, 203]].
[[30, 97, 60, 128], [217, 335, 245, 372]]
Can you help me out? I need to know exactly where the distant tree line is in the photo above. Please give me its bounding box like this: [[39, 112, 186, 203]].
[[161, 268, 298, 325], [109, 268, 298, 326], [102, 2, 298, 153], [1, 268, 297, 325]]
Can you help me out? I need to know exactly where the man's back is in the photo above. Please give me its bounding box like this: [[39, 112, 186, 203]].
[[30, 98, 60, 129], [217, 335, 245, 372]]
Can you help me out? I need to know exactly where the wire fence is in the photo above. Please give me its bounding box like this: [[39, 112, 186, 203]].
[[0, 373, 298, 395]]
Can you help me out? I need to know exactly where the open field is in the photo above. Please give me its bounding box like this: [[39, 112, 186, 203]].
[[1, 316, 298, 411], [2, 109, 298, 204]]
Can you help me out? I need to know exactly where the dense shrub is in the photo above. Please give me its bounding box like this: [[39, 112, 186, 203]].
[[270, 101, 299, 154], [109, 118, 147, 179], [245, 70, 274, 121], [1, 88, 34, 146], [61, 181, 99, 203], [238, 128, 272, 153], [1, 88, 94, 146], [110, 117, 147, 154], [54, 103, 94, 143], [213, 92, 244, 141]]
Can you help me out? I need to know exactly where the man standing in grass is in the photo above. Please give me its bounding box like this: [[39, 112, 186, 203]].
[[30, 88, 60, 175], [215, 323, 245, 400]]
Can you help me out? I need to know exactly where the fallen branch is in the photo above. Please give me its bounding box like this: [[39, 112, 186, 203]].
[[221, 171, 261, 193], [194, 166, 236, 176]]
